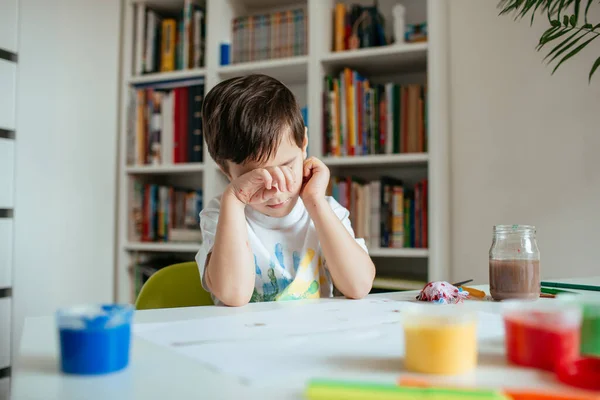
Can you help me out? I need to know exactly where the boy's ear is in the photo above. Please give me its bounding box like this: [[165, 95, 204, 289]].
[[302, 127, 308, 159]]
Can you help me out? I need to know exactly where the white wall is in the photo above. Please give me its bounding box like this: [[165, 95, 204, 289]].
[[12, 0, 121, 352], [449, 1, 600, 283]]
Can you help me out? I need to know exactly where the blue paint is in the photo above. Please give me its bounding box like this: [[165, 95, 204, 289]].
[[57, 304, 133, 375], [254, 254, 261, 275], [275, 243, 285, 268], [293, 251, 300, 273]]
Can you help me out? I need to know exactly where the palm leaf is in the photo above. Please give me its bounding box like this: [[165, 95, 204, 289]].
[[531, 0, 547, 24], [589, 56, 600, 81], [546, 30, 590, 64], [538, 27, 571, 49], [584, 0, 594, 24], [544, 28, 584, 59], [552, 35, 598, 74], [574, 0, 581, 22]]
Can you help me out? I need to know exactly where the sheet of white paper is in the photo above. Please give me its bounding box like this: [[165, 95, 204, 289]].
[[134, 299, 506, 388]]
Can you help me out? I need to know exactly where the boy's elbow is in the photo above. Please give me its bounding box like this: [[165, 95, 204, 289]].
[[222, 295, 251, 307], [214, 287, 253, 307], [345, 266, 375, 300]]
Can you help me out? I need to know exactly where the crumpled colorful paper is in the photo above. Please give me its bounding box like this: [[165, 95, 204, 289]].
[[416, 281, 470, 304]]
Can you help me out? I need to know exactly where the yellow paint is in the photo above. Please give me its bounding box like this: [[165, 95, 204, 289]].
[[276, 249, 317, 300], [298, 248, 315, 272], [403, 318, 477, 375]]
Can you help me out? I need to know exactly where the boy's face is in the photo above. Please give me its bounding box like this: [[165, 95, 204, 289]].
[[225, 129, 308, 217]]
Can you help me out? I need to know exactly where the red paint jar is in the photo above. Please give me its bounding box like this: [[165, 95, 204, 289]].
[[502, 300, 582, 372]]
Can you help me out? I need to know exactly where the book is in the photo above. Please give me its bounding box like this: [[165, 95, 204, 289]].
[[160, 19, 176, 72], [129, 181, 203, 243], [332, 3, 388, 52], [134, 3, 146, 75], [323, 70, 427, 157], [132, 2, 206, 76], [328, 176, 428, 250], [230, 8, 307, 64], [127, 80, 204, 166]]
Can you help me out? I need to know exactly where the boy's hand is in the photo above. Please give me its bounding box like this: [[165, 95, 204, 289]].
[[301, 157, 330, 202], [228, 166, 295, 205]]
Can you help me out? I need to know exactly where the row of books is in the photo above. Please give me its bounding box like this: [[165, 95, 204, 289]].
[[231, 8, 307, 64], [129, 254, 192, 299], [323, 69, 427, 157], [328, 177, 428, 249], [129, 181, 203, 244], [332, 3, 387, 52], [133, 1, 205, 75], [127, 82, 204, 166]]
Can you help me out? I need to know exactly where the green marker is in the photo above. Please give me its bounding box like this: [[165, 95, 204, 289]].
[[541, 287, 578, 295]]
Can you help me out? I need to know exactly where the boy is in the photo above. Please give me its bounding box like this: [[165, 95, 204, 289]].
[[196, 74, 375, 306]]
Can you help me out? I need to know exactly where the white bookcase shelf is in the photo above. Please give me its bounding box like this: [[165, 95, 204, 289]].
[[128, 68, 207, 85], [320, 43, 428, 75], [116, 0, 450, 303], [124, 242, 200, 253], [125, 163, 205, 174], [323, 153, 429, 167], [368, 247, 429, 258], [218, 56, 308, 83]]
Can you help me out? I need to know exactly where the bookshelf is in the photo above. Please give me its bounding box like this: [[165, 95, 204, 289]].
[[116, 0, 450, 302]]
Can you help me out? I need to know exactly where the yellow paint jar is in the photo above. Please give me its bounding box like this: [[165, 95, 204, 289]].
[[402, 304, 478, 375]]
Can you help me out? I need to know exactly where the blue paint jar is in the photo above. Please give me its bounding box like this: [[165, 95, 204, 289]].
[[56, 304, 134, 375]]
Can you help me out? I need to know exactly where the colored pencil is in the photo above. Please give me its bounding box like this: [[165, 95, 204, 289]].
[[540, 287, 578, 295], [540, 281, 600, 292], [306, 379, 509, 400], [452, 279, 473, 287], [396, 378, 598, 400]]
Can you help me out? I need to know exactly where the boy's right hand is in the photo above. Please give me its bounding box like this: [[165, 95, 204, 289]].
[[227, 166, 295, 205]]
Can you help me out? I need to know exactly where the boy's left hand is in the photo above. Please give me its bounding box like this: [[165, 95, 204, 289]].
[[301, 157, 330, 202]]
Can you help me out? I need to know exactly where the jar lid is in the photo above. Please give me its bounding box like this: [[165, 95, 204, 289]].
[[556, 357, 600, 391]]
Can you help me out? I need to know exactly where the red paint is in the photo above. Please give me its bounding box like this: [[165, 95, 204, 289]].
[[504, 312, 580, 371]]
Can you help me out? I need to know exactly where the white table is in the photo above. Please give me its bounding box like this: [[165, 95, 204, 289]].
[[11, 278, 600, 400]]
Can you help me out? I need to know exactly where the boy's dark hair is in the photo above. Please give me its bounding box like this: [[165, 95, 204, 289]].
[[202, 74, 305, 169]]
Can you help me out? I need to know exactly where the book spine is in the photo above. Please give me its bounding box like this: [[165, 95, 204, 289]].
[[248, 15, 254, 62], [380, 181, 390, 248], [369, 181, 380, 248], [136, 89, 146, 164], [385, 83, 393, 154], [180, 86, 189, 163], [126, 88, 136, 165], [183, 0, 191, 69], [173, 88, 181, 163], [148, 90, 162, 165], [333, 78, 341, 156], [145, 10, 155, 73], [191, 84, 204, 162], [391, 186, 405, 248], [187, 85, 195, 163], [339, 71, 346, 156], [423, 179, 428, 248], [193, 9, 201, 68], [401, 86, 409, 153], [134, 3, 146, 75], [404, 196, 410, 248], [160, 19, 176, 72], [334, 3, 345, 51]]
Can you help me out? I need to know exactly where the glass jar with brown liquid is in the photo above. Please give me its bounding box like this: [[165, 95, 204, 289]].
[[489, 225, 540, 301]]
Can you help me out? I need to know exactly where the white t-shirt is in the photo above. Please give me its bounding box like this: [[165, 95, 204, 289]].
[[195, 196, 368, 305]]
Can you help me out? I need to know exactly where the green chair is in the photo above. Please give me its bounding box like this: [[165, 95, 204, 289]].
[[135, 261, 214, 310]]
